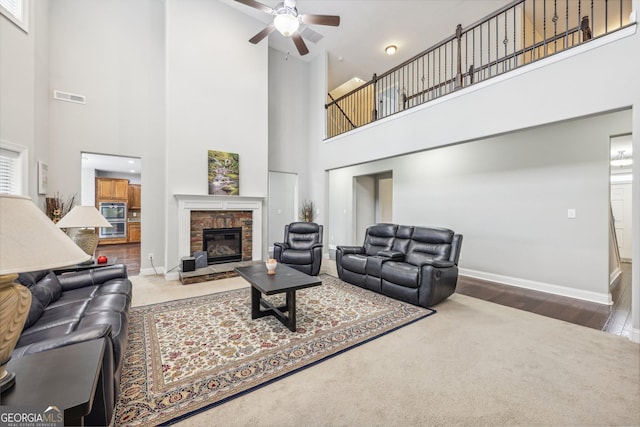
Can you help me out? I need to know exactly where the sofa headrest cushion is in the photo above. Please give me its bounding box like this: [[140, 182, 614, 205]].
[[16, 270, 50, 288], [288, 222, 320, 234], [367, 224, 397, 237], [25, 271, 63, 308], [411, 227, 454, 244]]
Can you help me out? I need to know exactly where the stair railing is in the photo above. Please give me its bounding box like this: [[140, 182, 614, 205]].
[[325, 0, 632, 139]]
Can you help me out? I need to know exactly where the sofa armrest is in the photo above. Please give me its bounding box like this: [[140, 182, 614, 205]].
[[57, 264, 128, 291], [12, 324, 113, 357], [378, 250, 405, 260], [416, 259, 455, 268], [336, 246, 365, 255]]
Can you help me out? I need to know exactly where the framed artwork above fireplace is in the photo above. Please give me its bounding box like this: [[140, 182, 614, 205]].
[[208, 150, 239, 196]]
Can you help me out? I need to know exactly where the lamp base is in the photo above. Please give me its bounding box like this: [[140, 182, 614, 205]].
[[73, 228, 99, 258], [0, 274, 32, 395], [0, 369, 16, 394]]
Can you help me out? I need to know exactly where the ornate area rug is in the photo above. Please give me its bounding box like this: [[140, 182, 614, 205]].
[[114, 275, 435, 426]]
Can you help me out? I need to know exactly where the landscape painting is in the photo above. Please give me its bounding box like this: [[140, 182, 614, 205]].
[[208, 150, 239, 195]]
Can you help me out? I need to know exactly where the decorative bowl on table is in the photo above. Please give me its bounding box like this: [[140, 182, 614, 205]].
[[265, 258, 278, 275]]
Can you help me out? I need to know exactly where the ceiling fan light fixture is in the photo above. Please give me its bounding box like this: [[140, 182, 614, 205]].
[[385, 45, 397, 55], [274, 13, 300, 37]]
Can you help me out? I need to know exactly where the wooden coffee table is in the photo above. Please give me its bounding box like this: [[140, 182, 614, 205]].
[[235, 264, 322, 332]]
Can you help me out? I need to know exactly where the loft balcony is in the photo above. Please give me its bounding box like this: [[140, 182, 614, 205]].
[[325, 0, 634, 140]]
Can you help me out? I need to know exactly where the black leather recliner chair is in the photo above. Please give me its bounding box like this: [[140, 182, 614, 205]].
[[273, 222, 323, 276]]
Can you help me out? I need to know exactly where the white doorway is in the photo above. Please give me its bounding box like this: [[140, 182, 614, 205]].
[[354, 171, 393, 244], [610, 135, 633, 261]]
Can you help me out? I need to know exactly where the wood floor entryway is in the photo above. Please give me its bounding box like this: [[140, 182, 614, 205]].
[[456, 262, 633, 339], [95, 242, 633, 339]]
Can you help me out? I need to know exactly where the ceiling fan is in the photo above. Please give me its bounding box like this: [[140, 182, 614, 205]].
[[235, 0, 340, 56]]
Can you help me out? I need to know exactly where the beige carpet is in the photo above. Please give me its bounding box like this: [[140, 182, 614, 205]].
[[129, 271, 640, 426]]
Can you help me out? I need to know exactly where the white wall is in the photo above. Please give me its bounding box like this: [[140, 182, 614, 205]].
[[329, 110, 630, 302], [47, 0, 166, 270], [0, 0, 48, 204], [268, 48, 311, 201], [164, 0, 269, 270]]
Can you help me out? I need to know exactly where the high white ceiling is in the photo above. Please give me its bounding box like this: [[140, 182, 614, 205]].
[[219, 0, 512, 90]]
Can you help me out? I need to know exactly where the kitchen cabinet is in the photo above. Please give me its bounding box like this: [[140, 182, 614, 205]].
[[128, 184, 141, 209], [96, 178, 129, 201], [127, 222, 141, 243]]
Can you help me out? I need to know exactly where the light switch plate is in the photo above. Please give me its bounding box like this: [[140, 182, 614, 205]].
[[568, 208, 577, 219]]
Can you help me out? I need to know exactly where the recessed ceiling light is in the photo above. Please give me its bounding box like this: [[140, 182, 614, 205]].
[[129, 169, 136, 173], [128, 160, 135, 164], [385, 45, 397, 55]]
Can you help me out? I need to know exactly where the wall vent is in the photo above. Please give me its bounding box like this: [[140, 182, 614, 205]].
[[53, 90, 86, 104]]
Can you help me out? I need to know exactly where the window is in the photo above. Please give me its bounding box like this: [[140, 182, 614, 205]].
[[0, 0, 29, 33], [0, 141, 28, 195]]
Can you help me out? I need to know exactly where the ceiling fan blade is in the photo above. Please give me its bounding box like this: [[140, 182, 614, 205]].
[[301, 14, 340, 26], [234, 0, 274, 15], [291, 32, 309, 56], [249, 24, 275, 44]]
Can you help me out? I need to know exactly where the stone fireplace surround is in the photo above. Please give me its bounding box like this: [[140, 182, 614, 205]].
[[175, 195, 264, 267]]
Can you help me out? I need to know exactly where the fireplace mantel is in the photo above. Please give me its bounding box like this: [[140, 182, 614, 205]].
[[174, 194, 264, 262]]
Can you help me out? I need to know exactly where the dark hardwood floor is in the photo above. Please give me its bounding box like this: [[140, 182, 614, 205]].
[[96, 241, 633, 338], [96, 243, 141, 276], [456, 262, 633, 338]]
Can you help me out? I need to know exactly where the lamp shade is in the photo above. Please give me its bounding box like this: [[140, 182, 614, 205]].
[[56, 205, 112, 228], [0, 195, 91, 274]]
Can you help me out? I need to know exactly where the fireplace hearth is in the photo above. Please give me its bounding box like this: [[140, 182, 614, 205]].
[[203, 227, 242, 264]]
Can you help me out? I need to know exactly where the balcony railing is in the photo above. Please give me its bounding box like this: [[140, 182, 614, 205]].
[[325, 0, 633, 139]]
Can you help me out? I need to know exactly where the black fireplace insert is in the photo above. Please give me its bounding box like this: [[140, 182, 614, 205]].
[[202, 227, 242, 264]]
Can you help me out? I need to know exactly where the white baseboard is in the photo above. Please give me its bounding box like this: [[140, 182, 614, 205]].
[[140, 266, 165, 276], [459, 268, 612, 305], [609, 267, 622, 288], [630, 328, 640, 344]]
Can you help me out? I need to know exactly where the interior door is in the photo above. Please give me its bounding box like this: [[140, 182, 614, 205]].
[[611, 183, 633, 260]]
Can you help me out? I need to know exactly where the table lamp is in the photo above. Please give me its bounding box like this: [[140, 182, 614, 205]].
[[56, 205, 112, 264], [0, 195, 90, 393]]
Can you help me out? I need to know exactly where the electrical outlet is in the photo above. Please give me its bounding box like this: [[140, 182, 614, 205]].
[[148, 253, 154, 260]]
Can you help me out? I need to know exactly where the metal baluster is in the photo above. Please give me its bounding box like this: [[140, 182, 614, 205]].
[[543, 0, 547, 56], [503, 11, 508, 72], [532, 0, 536, 61], [565, 0, 569, 50], [513, 4, 516, 69], [553, 0, 558, 53], [620, 0, 623, 28], [495, 16, 498, 76], [591, 0, 594, 38]]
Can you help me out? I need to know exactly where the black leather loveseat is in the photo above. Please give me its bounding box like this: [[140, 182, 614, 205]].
[[12, 264, 132, 425], [336, 224, 462, 307]]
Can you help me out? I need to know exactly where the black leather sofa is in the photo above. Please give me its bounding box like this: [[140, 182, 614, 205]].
[[336, 224, 463, 307], [12, 264, 132, 425]]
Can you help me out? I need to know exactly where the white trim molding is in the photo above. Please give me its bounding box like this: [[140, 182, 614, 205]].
[[610, 267, 622, 288], [174, 194, 264, 265], [630, 328, 640, 344], [460, 268, 613, 305]]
